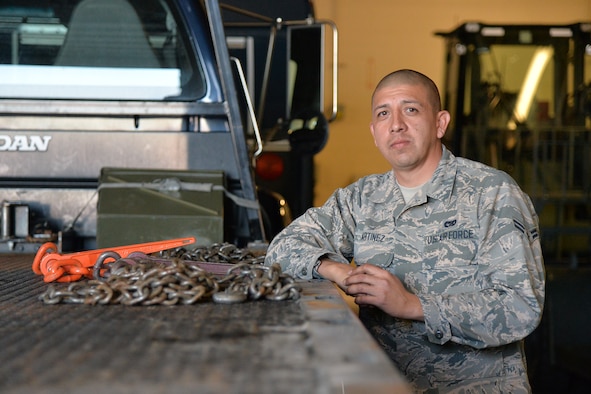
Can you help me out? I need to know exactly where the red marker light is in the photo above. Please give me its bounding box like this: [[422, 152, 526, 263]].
[[256, 152, 284, 181]]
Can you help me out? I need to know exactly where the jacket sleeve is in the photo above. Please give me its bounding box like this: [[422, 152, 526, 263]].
[[264, 187, 357, 280], [420, 183, 546, 348]]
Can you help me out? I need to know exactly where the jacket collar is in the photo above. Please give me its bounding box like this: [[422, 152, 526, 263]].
[[425, 145, 456, 204], [367, 145, 457, 206]]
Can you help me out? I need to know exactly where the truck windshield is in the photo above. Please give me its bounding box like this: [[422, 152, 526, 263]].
[[0, 0, 206, 101]]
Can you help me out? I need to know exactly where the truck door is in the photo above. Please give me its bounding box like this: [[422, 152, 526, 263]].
[[0, 0, 263, 251]]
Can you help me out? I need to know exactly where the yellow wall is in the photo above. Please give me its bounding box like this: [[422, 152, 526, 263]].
[[311, 0, 591, 206]]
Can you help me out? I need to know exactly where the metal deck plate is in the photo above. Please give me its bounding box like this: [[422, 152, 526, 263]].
[[0, 255, 410, 394]]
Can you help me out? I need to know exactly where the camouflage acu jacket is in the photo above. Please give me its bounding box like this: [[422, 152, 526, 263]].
[[265, 147, 545, 393]]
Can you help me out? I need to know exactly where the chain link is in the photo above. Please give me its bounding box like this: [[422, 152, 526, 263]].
[[39, 245, 299, 305], [161, 242, 266, 265]]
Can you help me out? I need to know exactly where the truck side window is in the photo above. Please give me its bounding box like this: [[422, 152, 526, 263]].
[[0, 0, 205, 100]]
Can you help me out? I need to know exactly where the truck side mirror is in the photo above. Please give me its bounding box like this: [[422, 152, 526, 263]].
[[288, 110, 328, 155]]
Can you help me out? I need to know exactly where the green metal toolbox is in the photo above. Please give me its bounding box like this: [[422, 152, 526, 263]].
[[97, 168, 225, 248]]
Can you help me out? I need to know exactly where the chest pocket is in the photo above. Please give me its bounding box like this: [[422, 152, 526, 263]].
[[354, 224, 395, 268], [421, 221, 479, 268], [396, 206, 482, 294]]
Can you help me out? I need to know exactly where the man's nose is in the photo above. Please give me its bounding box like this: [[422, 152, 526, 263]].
[[389, 111, 404, 132]]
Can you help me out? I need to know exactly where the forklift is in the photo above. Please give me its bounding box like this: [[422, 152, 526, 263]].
[[436, 22, 591, 392]]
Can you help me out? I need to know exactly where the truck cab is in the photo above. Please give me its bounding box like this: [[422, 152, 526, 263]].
[[0, 0, 337, 252]]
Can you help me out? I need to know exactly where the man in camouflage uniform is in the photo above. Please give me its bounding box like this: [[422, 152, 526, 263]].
[[264, 69, 545, 393]]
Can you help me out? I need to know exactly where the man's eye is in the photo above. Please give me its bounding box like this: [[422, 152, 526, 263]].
[[406, 107, 418, 113]]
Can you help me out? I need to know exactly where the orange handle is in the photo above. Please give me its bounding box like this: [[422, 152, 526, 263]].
[[32, 242, 59, 275], [32, 237, 196, 282]]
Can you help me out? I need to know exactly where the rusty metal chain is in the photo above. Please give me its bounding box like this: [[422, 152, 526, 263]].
[[161, 242, 266, 265], [39, 251, 300, 305]]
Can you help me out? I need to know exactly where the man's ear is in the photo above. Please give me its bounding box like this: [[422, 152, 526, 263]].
[[436, 110, 451, 139], [369, 122, 377, 146]]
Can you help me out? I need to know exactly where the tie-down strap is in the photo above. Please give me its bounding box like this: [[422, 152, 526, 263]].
[[97, 177, 259, 210]]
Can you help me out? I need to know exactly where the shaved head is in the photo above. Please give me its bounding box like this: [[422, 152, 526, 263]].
[[373, 69, 442, 112]]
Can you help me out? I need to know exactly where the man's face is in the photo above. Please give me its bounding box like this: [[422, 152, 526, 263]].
[[369, 82, 449, 180]]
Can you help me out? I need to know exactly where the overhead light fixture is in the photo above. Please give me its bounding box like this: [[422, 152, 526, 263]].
[[481, 27, 505, 37], [549, 28, 572, 37]]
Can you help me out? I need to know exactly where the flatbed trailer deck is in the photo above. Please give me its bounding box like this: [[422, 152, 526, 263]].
[[0, 254, 410, 394]]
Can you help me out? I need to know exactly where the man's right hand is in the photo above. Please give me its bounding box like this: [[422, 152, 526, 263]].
[[316, 259, 353, 291]]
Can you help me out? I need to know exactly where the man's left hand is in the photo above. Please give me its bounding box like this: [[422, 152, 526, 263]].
[[344, 264, 424, 321]]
